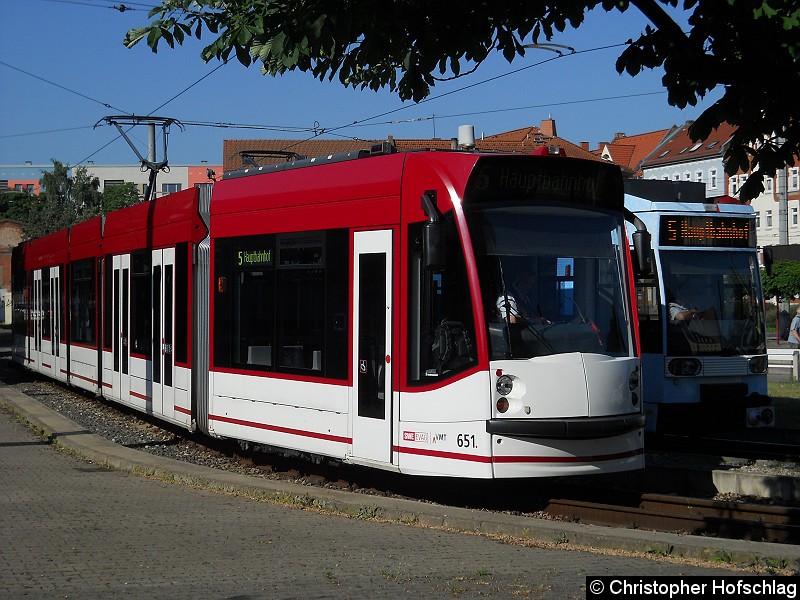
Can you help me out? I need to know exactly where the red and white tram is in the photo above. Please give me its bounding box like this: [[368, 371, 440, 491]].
[[12, 146, 645, 478]]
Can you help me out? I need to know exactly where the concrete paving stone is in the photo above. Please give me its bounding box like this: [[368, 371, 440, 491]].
[[2, 387, 799, 599]]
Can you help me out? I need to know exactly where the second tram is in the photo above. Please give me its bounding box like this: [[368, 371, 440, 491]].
[[625, 179, 771, 433]]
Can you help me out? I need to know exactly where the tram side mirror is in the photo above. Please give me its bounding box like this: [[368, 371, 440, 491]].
[[421, 190, 445, 272], [632, 230, 652, 276], [763, 247, 774, 276]]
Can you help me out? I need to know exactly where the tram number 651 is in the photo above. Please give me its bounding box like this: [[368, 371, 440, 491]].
[[457, 434, 476, 448]]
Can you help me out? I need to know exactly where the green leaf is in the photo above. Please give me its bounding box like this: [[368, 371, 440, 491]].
[[162, 29, 175, 49], [124, 26, 150, 48], [146, 27, 163, 51], [235, 44, 252, 66]]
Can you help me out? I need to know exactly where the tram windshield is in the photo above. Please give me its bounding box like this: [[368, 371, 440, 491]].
[[466, 204, 632, 359], [660, 250, 765, 356]]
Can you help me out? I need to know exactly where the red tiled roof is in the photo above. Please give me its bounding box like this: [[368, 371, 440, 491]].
[[642, 121, 737, 168], [224, 139, 372, 171], [223, 129, 602, 172], [594, 129, 671, 176]]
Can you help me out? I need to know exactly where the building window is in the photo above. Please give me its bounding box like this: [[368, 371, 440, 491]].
[[755, 212, 761, 228], [695, 170, 703, 183], [709, 169, 717, 189], [766, 210, 773, 229], [104, 179, 124, 188], [730, 176, 738, 196], [684, 171, 691, 180], [766, 177, 774, 193], [161, 183, 182, 194], [0, 180, 7, 190], [673, 173, 680, 181], [791, 168, 799, 192], [792, 207, 798, 227]]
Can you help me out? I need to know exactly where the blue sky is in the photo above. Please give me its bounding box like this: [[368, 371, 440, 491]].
[[0, 0, 723, 167]]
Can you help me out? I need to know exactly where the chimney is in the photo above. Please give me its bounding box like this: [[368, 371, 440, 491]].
[[540, 117, 557, 137], [580, 142, 589, 151], [615, 132, 626, 140], [457, 125, 476, 149]]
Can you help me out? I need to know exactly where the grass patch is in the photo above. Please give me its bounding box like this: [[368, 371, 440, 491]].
[[769, 381, 800, 400], [767, 384, 800, 428]]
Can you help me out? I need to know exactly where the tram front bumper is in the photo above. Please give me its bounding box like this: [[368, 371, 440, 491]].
[[486, 413, 646, 439]]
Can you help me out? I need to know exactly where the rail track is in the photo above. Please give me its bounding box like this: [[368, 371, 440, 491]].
[[545, 494, 800, 545]]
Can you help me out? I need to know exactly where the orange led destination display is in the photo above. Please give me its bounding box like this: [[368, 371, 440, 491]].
[[660, 215, 755, 248]]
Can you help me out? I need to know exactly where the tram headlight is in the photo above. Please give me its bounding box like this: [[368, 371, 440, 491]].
[[748, 356, 768, 374], [667, 358, 701, 376], [496, 374, 514, 396]]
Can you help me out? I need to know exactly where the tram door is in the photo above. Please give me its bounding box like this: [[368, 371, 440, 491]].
[[112, 254, 131, 401], [50, 266, 63, 382], [151, 248, 175, 417], [32, 267, 60, 378], [351, 230, 393, 464], [31, 270, 43, 371]]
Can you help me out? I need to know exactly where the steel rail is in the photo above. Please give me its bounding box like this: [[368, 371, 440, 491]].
[[545, 493, 800, 544]]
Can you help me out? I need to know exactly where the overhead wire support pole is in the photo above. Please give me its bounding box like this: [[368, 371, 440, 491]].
[[95, 115, 184, 201]]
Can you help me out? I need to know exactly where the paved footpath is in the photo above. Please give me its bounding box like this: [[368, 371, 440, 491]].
[[1, 390, 797, 600]]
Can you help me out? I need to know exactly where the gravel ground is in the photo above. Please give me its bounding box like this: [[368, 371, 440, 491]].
[[0, 360, 282, 480]]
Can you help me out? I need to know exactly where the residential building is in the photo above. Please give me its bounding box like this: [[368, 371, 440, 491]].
[[640, 121, 800, 247], [0, 163, 48, 195], [1, 163, 222, 200], [81, 163, 222, 198], [640, 121, 734, 199]]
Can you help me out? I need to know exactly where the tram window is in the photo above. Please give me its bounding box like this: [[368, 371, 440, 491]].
[[407, 215, 477, 385], [130, 251, 151, 357], [213, 234, 276, 370], [42, 269, 51, 340], [60, 264, 66, 350], [213, 229, 348, 379], [174, 243, 188, 364], [103, 257, 112, 350], [164, 264, 173, 386], [70, 258, 96, 345], [276, 268, 324, 369], [153, 265, 161, 383], [27, 272, 33, 339]]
